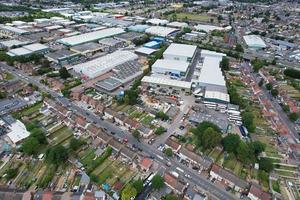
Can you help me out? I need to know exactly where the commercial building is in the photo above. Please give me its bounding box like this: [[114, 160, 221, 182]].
[[0, 39, 29, 49], [72, 50, 138, 79], [45, 49, 80, 65], [143, 41, 160, 49], [7, 43, 49, 57], [70, 42, 107, 56], [98, 37, 125, 51], [145, 26, 179, 37], [146, 18, 169, 26], [127, 25, 149, 33], [167, 21, 188, 28], [7, 119, 30, 144], [243, 35, 267, 49], [141, 76, 192, 92], [194, 50, 226, 90], [152, 59, 189, 77], [134, 47, 157, 56], [0, 25, 29, 37], [194, 24, 231, 32], [163, 43, 197, 62], [57, 27, 125, 46]]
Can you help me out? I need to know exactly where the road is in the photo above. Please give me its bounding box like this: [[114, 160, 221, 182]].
[[1, 62, 238, 200]]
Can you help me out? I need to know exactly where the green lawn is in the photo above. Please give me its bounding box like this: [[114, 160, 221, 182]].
[[129, 111, 143, 119], [274, 164, 298, 171], [20, 102, 43, 116], [166, 12, 216, 22], [140, 115, 154, 126], [48, 126, 73, 145], [208, 148, 222, 161], [272, 180, 280, 193]]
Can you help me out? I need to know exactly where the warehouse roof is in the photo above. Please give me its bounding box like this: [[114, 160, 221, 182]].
[[7, 48, 32, 56], [145, 26, 179, 37], [135, 47, 157, 55], [152, 59, 189, 73], [7, 120, 30, 144], [167, 21, 188, 28], [204, 90, 230, 103], [70, 42, 105, 54], [57, 27, 125, 46], [197, 50, 226, 87], [0, 39, 28, 48], [142, 76, 191, 90], [163, 43, 197, 58], [0, 25, 28, 34], [72, 50, 138, 79], [22, 43, 48, 52], [146, 18, 169, 25], [243, 35, 266, 48], [194, 24, 231, 32], [45, 49, 79, 61]]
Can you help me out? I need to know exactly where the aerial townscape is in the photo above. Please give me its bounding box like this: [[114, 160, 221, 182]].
[[0, 0, 299, 200]]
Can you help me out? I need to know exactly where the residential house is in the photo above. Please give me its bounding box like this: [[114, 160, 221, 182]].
[[104, 108, 117, 120], [73, 114, 89, 129], [165, 137, 181, 153], [71, 90, 83, 101], [179, 147, 213, 170], [247, 184, 272, 200], [114, 113, 126, 126], [120, 146, 137, 161], [210, 164, 249, 192], [164, 172, 187, 195], [95, 103, 105, 114], [108, 138, 123, 152], [124, 117, 139, 130], [140, 157, 153, 172], [97, 130, 112, 145], [94, 190, 106, 200], [87, 124, 101, 138], [137, 124, 153, 138]]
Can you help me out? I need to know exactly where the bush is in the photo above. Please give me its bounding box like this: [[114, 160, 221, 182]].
[[284, 68, 300, 79]]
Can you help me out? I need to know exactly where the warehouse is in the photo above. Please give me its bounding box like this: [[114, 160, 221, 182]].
[[7, 43, 49, 57], [194, 24, 228, 32], [143, 41, 160, 49], [195, 50, 226, 90], [98, 38, 125, 51], [70, 42, 107, 56], [72, 50, 138, 79], [167, 21, 188, 28], [127, 25, 149, 33], [45, 49, 80, 65], [203, 90, 230, 104], [0, 25, 29, 37], [146, 18, 169, 26], [134, 47, 157, 56], [141, 76, 191, 92], [0, 39, 29, 49], [95, 60, 143, 92], [163, 43, 197, 62], [152, 59, 189, 78], [145, 26, 179, 37], [243, 35, 267, 49], [114, 32, 145, 43], [57, 27, 125, 46]]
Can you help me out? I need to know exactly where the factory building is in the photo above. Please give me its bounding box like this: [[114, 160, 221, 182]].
[[45, 49, 80, 65], [0, 25, 29, 37], [7, 43, 49, 57], [145, 26, 179, 37], [72, 50, 138, 79], [70, 42, 107, 57], [152, 59, 190, 78], [141, 76, 192, 92], [163, 43, 197, 62], [57, 27, 125, 46], [243, 35, 267, 49]]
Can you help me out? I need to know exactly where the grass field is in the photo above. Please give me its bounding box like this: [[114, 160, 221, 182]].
[[223, 154, 243, 177], [140, 115, 154, 126], [208, 148, 222, 161], [48, 126, 73, 145], [20, 102, 43, 117], [166, 12, 216, 22]]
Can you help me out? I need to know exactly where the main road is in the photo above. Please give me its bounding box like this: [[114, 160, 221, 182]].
[[1, 62, 238, 200]]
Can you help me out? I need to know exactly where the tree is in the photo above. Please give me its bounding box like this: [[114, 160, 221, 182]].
[[250, 141, 265, 157], [45, 145, 68, 166], [222, 134, 240, 154], [59, 67, 71, 79], [121, 184, 137, 200], [22, 137, 39, 155], [271, 89, 278, 97], [69, 137, 86, 151], [201, 128, 222, 149], [242, 111, 255, 132], [236, 141, 254, 164], [265, 83, 273, 90], [155, 111, 169, 121], [31, 128, 47, 144], [155, 126, 166, 135], [5, 168, 18, 180], [132, 130, 140, 139], [164, 194, 180, 200], [152, 175, 164, 190], [282, 104, 290, 112], [235, 44, 244, 53], [259, 158, 273, 173], [284, 68, 300, 79], [288, 112, 299, 122], [132, 179, 143, 193], [258, 78, 264, 87], [220, 57, 230, 71], [165, 148, 173, 157]]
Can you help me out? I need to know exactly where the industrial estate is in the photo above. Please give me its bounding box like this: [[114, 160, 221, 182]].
[[0, 0, 299, 200]]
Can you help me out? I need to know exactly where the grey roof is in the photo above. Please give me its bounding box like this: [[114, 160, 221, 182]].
[[45, 49, 78, 61], [114, 32, 144, 41], [180, 147, 213, 169], [120, 146, 136, 160], [70, 42, 106, 54], [80, 172, 90, 186], [98, 37, 123, 47]]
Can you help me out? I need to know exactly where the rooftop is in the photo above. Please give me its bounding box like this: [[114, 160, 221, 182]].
[[7, 120, 30, 144], [152, 59, 190, 73], [145, 26, 179, 37], [142, 76, 192, 90], [57, 27, 125, 46], [243, 35, 267, 48], [163, 43, 197, 58]]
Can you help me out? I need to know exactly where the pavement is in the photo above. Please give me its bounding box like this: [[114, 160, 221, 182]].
[[1, 62, 238, 200], [0, 98, 28, 116]]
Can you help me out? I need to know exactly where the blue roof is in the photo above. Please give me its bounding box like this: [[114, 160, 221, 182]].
[[152, 37, 165, 42], [143, 41, 160, 48]]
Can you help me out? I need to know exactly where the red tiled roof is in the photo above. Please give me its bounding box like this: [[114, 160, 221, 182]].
[[140, 158, 153, 169], [42, 191, 52, 200]]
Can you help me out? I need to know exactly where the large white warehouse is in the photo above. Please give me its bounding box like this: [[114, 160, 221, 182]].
[[72, 50, 138, 79], [57, 27, 125, 46], [243, 35, 267, 49], [163, 43, 197, 62], [152, 59, 190, 77]]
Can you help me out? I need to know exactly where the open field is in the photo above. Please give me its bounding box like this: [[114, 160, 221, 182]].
[[165, 12, 217, 22], [20, 102, 43, 117]]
